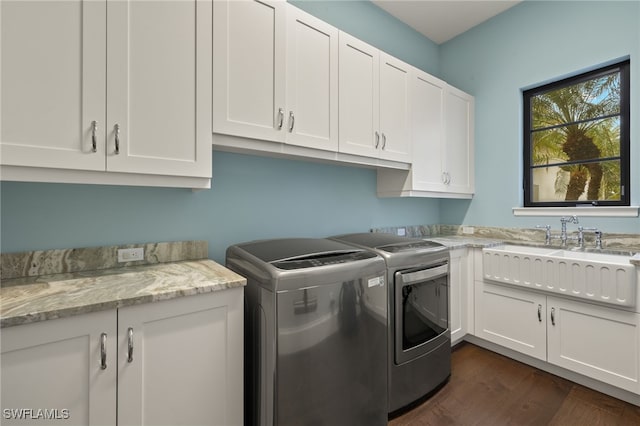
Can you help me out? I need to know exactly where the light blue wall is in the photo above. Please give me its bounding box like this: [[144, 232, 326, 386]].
[[439, 0, 640, 233], [0, 153, 440, 262]]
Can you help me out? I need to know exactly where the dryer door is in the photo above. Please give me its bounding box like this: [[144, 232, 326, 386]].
[[394, 263, 450, 365]]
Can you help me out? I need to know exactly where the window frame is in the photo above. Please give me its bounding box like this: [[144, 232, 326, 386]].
[[523, 60, 630, 208]]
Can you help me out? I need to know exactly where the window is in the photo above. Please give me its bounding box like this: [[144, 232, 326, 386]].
[[523, 60, 630, 207]]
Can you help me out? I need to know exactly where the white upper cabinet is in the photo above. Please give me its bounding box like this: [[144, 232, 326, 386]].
[[377, 67, 474, 198], [409, 70, 447, 192], [106, 0, 212, 178], [338, 33, 380, 158], [379, 53, 412, 163], [444, 85, 475, 194], [285, 7, 339, 151], [213, 0, 286, 143], [0, 0, 106, 171], [214, 0, 338, 152], [338, 33, 411, 162], [0, 0, 212, 188]]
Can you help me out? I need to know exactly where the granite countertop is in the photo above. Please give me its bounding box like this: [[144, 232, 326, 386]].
[[0, 259, 246, 328], [425, 236, 504, 249]]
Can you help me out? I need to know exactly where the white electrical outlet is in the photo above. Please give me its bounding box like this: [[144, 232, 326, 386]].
[[118, 248, 144, 263], [397, 227, 406, 236], [462, 226, 474, 235]]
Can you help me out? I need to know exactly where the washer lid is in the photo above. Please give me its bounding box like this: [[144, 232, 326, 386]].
[[233, 238, 376, 269]]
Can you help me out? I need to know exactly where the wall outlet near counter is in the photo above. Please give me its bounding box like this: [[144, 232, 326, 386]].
[[462, 226, 474, 235], [118, 248, 144, 262], [397, 227, 406, 236]]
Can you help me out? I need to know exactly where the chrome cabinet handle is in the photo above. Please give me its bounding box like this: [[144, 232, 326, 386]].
[[100, 333, 107, 370], [114, 124, 120, 155], [288, 111, 295, 132], [91, 121, 98, 153], [537, 304, 542, 322], [127, 327, 134, 363], [442, 172, 448, 184], [550, 307, 556, 326], [382, 133, 386, 149], [277, 108, 284, 130], [375, 131, 380, 148]]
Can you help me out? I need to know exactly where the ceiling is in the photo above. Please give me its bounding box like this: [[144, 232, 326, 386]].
[[372, 0, 523, 44]]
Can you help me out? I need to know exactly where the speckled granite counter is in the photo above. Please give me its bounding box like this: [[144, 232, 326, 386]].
[[1, 241, 246, 328]]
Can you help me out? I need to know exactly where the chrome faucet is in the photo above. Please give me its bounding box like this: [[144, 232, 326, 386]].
[[536, 217, 603, 249], [535, 225, 552, 245], [594, 230, 603, 249], [559, 216, 579, 247]]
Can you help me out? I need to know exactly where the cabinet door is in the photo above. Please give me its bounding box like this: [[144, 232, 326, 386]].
[[443, 85, 474, 194], [475, 281, 547, 360], [379, 53, 411, 162], [0, 0, 106, 171], [117, 289, 243, 426], [547, 297, 640, 394], [107, 0, 212, 178], [285, 6, 339, 151], [410, 70, 446, 191], [213, 0, 286, 143], [338, 32, 379, 158], [449, 248, 470, 345], [0, 311, 117, 425]]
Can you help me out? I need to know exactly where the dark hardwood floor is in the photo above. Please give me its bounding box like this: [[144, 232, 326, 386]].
[[389, 342, 640, 426]]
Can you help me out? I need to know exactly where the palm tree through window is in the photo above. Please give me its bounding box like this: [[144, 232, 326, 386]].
[[523, 60, 630, 207]]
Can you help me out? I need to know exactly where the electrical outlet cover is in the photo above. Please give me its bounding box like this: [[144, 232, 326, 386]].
[[117, 248, 144, 263]]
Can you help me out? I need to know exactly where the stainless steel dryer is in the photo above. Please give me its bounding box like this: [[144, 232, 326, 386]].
[[330, 233, 451, 415], [226, 238, 388, 426]]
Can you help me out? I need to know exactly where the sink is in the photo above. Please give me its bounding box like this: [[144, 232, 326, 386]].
[[487, 244, 558, 256], [546, 249, 633, 265], [483, 245, 637, 307]]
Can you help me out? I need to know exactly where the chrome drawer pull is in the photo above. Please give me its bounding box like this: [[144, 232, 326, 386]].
[[127, 327, 134, 363], [100, 333, 107, 370], [91, 121, 98, 153], [277, 108, 284, 130], [289, 111, 295, 132], [114, 124, 120, 155], [537, 304, 542, 322]]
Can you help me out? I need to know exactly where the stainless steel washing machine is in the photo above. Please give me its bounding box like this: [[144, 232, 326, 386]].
[[226, 238, 388, 426], [330, 233, 451, 414]]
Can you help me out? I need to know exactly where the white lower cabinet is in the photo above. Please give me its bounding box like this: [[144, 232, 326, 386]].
[[475, 281, 547, 360], [1, 310, 117, 425], [475, 280, 640, 394], [449, 247, 472, 345], [0, 289, 243, 426], [547, 297, 640, 393]]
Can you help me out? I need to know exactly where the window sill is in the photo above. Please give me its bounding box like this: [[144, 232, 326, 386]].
[[512, 206, 639, 217]]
